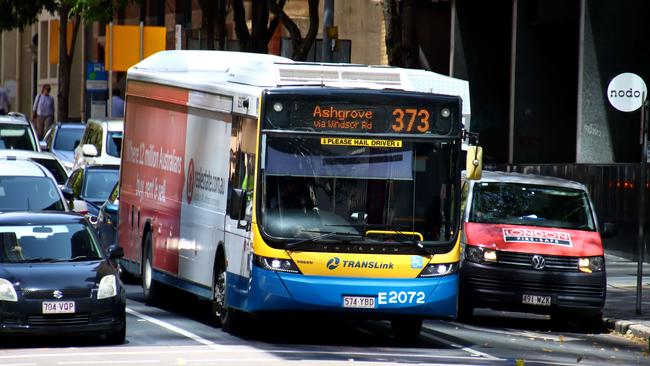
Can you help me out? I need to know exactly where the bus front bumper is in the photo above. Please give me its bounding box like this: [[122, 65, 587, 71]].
[[232, 267, 458, 319]]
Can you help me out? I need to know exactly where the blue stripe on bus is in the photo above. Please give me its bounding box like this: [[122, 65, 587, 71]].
[[226, 267, 458, 318]]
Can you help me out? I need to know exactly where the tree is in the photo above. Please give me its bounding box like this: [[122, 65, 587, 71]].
[[383, 0, 419, 68], [0, 0, 126, 121], [231, 0, 319, 61], [198, 0, 228, 50]]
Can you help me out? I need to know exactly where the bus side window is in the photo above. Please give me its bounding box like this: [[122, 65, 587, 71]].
[[228, 117, 257, 224]]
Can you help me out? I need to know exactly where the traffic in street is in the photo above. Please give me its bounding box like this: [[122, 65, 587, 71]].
[[0, 282, 647, 366]]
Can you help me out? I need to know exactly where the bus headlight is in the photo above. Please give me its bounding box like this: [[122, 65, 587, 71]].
[[579, 256, 604, 273], [418, 263, 457, 277], [465, 245, 497, 263], [253, 255, 301, 274], [0, 278, 17, 302], [97, 275, 117, 299]]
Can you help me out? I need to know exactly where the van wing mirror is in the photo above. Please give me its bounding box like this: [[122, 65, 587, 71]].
[[465, 145, 483, 180], [228, 188, 246, 221], [601, 222, 617, 238]]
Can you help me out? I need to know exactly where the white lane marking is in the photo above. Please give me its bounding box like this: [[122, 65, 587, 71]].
[[0, 363, 37, 366], [59, 362, 160, 365], [126, 307, 225, 350], [419, 331, 502, 360]]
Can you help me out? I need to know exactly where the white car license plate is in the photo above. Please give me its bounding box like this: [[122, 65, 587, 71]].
[[42, 301, 76, 314], [342, 296, 376, 309], [522, 294, 551, 306]]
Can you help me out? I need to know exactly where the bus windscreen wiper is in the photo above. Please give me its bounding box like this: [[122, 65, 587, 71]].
[[389, 232, 434, 256], [285, 230, 362, 250]]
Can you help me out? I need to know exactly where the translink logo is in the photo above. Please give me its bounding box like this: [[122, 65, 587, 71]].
[[326, 257, 394, 270]]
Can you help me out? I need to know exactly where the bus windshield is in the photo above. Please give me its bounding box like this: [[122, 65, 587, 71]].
[[259, 135, 460, 247], [468, 182, 596, 231]]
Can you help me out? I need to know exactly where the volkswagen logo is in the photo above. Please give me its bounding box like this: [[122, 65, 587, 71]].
[[53, 290, 63, 299], [326, 257, 340, 270], [531, 255, 546, 270]]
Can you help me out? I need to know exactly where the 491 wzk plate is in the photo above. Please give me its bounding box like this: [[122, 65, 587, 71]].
[[522, 294, 551, 306]]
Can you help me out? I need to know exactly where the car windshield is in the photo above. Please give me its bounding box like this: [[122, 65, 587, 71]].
[[54, 127, 83, 151], [83, 169, 119, 202], [0, 223, 103, 263], [32, 158, 68, 185], [259, 135, 459, 245], [0, 124, 36, 151], [469, 182, 596, 231], [0, 176, 65, 211], [106, 131, 122, 157]]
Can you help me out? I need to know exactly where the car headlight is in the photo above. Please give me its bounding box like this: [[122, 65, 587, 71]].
[[253, 255, 301, 274], [97, 275, 117, 299], [418, 263, 458, 277], [579, 256, 604, 273], [464, 245, 497, 263], [0, 278, 18, 302]]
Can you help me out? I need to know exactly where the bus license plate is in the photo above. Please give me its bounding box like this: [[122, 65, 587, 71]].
[[42, 301, 75, 314], [343, 296, 376, 309], [522, 294, 551, 306]]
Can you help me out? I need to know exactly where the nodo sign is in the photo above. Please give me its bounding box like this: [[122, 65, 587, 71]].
[[607, 73, 647, 112]]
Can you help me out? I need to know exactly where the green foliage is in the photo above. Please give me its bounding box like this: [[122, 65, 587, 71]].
[[0, 0, 57, 31], [72, 0, 130, 23]]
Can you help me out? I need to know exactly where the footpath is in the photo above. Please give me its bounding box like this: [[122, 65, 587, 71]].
[[603, 253, 650, 340]]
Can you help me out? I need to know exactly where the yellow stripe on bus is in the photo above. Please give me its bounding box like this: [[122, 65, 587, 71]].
[[320, 137, 402, 148]]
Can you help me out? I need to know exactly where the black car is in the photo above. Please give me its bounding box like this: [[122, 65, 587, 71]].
[[63, 165, 120, 222], [0, 212, 126, 343]]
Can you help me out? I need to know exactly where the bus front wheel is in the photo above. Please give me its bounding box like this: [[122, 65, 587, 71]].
[[391, 318, 423, 342]]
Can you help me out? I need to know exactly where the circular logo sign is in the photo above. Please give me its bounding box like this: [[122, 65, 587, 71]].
[[607, 72, 647, 112], [186, 158, 195, 204], [531, 255, 546, 270], [326, 257, 340, 270]]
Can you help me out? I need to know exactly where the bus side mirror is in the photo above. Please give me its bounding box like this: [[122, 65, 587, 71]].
[[465, 146, 483, 180], [228, 188, 246, 221]]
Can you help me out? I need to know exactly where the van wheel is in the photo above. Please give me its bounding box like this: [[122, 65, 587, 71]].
[[391, 318, 423, 342], [579, 312, 603, 333], [142, 232, 159, 305], [457, 302, 474, 322]]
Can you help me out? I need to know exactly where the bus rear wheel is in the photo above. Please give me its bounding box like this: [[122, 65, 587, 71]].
[[391, 318, 423, 342], [212, 265, 226, 327], [142, 232, 159, 305]]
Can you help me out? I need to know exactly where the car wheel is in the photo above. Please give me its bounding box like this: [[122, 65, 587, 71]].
[[105, 311, 126, 345], [391, 318, 423, 342], [142, 232, 159, 305]]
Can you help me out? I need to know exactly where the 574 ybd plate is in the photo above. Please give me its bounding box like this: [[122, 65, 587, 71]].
[[342, 296, 376, 309]]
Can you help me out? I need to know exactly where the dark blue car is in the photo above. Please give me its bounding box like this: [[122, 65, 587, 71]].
[[0, 212, 126, 343]]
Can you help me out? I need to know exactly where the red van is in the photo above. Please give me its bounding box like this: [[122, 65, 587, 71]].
[[459, 171, 609, 329]]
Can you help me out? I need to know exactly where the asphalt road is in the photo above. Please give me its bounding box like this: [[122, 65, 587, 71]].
[[0, 282, 648, 366]]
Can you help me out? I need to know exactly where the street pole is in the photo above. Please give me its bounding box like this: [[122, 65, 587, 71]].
[[108, 22, 113, 118], [322, 0, 334, 63], [637, 93, 648, 315]]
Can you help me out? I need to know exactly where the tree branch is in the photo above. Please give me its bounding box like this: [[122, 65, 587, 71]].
[[232, 0, 251, 51]]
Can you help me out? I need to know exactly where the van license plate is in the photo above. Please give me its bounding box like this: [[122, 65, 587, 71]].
[[522, 294, 551, 306], [42, 301, 75, 314], [343, 296, 376, 309]]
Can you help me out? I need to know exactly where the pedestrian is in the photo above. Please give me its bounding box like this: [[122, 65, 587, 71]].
[[0, 86, 10, 115], [111, 89, 125, 118], [32, 84, 54, 139]]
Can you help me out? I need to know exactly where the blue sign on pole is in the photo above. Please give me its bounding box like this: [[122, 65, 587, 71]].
[[86, 62, 108, 91]]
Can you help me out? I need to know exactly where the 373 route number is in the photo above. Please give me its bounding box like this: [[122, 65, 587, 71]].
[[391, 108, 430, 133]]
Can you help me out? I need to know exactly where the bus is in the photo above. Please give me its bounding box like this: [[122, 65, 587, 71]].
[[118, 50, 481, 339]]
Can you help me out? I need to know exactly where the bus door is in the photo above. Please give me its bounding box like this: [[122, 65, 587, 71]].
[[224, 117, 257, 307]]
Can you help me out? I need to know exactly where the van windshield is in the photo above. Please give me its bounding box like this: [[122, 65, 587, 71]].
[[469, 182, 596, 231]]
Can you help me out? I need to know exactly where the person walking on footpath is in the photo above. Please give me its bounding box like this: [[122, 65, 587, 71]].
[[32, 84, 54, 139], [0, 86, 11, 115]]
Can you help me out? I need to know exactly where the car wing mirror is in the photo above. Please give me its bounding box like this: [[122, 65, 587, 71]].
[[81, 144, 98, 157], [601, 222, 617, 238], [107, 245, 125, 259]]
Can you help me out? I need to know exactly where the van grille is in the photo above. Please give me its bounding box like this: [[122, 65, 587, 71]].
[[497, 251, 579, 271]]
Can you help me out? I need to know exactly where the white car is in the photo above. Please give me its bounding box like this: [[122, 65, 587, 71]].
[[0, 112, 40, 152], [0, 159, 68, 211], [0, 150, 68, 187], [72, 118, 123, 170]]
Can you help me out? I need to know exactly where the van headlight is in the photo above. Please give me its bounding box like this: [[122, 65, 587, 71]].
[[579, 256, 604, 273], [0, 278, 18, 302], [418, 263, 457, 277], [465, 245, 497, 263], [97, 275, 117, 299]]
